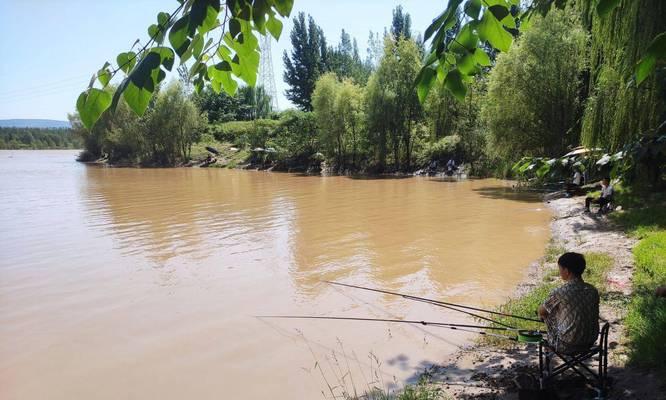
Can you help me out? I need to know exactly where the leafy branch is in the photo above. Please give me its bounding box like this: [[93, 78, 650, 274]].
[[416, 0, 665, 103], [77, 0, 293, 129]]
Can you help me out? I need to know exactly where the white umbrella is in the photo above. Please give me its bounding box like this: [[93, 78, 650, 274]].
[[563, 147, 603, 157]]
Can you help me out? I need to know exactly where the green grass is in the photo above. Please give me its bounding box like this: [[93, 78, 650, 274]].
[[624, 231, 666, 370], [607, 198, 666, 371], [360, 379, 448, 400], [481, 252, 613, 345], [610, 205, 666, 239], [544, 241, 567, 263]]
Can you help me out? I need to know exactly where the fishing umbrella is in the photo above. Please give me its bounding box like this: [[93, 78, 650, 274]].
[[563, 147, 603, 157]]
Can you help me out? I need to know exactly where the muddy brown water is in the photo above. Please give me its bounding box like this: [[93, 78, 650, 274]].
[[0, 150, 551, 399]]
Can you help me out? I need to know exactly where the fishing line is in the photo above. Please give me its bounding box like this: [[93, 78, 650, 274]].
[[256, 315, 545, 334], [325, 281, 543, 323]]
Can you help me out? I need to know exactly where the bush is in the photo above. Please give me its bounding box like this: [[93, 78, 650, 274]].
[[415, 135, 460, 166], [210, 119, 279, 148], [625, 232, 666, 370]]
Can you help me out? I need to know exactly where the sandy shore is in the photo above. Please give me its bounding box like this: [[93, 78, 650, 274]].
[[427, 195, 665, 399]]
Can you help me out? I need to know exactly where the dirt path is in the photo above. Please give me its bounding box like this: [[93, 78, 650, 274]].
[[429, 195, 665, 399]]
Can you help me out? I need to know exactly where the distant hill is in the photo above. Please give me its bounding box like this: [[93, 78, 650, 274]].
[[0, 119, 71, 129]]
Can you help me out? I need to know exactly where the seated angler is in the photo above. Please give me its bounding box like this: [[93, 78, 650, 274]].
[[584, 177, 613, 213], [538, 252, 600, 354]]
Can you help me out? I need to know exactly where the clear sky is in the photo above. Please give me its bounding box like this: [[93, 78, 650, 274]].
[[0, 0, 444, 120]]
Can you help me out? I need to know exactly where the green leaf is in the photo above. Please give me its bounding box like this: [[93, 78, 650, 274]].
[[123, 81, 153, 115], [416, 66, 437, 103], [229, 18, 241, 38], [477, 10, 513, 52], [465, 0, 482, 19], [189, 0, 220, 34], [266, 14, 283, 40], [97, 68, 111, 86], [217, 44, 232, 62], [488, 5, 510, 21], [169, 15, 191, 57], [157, 12, 170, 26], [596, 0, 621, 17], [635, 55, 657, 85], [444, 69, 467, 101], [451, 24, 478, 53], [457, 53, 476, 75], [232, 50, 260, 86], [149, 47, 175, 71], [473, 48, 491, 66], [635, 32, 666, 85], [273, 0, 294, 17], [424, 0, 463, 41], [191, 34, 204, 58], [116, 52, 137, 74], [76, 88, 112, 128], [123, 51, 161, 115], [208, 62, 238, 94], [252, 1, 268, 33]]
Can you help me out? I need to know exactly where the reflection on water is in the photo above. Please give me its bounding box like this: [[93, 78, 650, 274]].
[[0, 151, 551, 400]]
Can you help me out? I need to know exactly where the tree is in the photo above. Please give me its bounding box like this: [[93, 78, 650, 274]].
[[483, 9, 588, 163], [194, 86, 240, 123], [236, 85, 273, 120], [312, 73, 364, 170], [77, 0, 293, 129], [391, 5, 412, 39], [365, 37, 423, 171], [283, 13, 326, 110]]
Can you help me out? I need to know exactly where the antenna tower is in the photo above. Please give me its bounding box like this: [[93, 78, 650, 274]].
[[259, 35, 279, 111]]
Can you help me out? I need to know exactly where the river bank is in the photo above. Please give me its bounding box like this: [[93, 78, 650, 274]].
[[422, 195, 666, 400]]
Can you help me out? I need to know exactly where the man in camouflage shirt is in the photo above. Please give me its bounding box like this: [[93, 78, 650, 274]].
[[538, 252, 600, 354]]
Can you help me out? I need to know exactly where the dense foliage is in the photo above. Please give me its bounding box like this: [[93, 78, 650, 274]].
[[282, 13, 371, 110], [194, 84, 273, 122], [72, 82, 206, 166], [484, 10, 588, 161], [0, 127, 81, 149]]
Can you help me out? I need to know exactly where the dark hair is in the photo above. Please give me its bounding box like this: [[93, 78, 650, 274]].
[[558, 252, 586, 276]]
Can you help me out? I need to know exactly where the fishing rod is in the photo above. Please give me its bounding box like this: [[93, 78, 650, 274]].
[[325, 281, 543, 324], [256, 315, 545, 334], [330, 280, 516, 329]]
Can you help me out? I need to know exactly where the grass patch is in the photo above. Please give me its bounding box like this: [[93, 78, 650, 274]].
[[361, 379, 448, 400], [610, 205, 666, 239], [481, 252, 613, 345], [544, 241, 567, 263], [583, 252, 614, 295], [624, 231, 666, 370]]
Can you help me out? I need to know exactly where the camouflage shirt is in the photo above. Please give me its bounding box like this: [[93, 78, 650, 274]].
[[542, 277, 600, 354]]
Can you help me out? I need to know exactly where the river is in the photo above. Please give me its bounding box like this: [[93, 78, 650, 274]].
[[0, 150, 551, 399]]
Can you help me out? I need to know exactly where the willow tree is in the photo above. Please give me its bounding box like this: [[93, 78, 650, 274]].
[[311, 73, 364, 170], [483, 9, 588, 162], [365, 37, 423, 171], [578, 0, 666, 151]]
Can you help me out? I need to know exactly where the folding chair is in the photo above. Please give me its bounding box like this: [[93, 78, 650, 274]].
[[539, 322, 610, 399]]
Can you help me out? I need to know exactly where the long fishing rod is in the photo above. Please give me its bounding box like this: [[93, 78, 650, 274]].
[[256, 315, 545, 334], [330, 280, 516, 329], [325, 281, 543, 324]]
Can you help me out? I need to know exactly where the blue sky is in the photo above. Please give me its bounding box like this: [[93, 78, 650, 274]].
[[0, 0, 444, 120]]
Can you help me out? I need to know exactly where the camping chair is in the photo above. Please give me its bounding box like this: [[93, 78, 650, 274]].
[[539, 322, 610, 398]]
